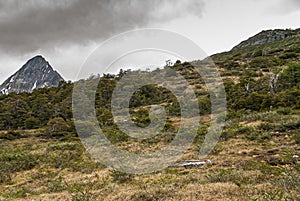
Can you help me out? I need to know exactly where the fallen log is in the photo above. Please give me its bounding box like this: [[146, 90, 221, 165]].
[[169, 160, 212, 168]]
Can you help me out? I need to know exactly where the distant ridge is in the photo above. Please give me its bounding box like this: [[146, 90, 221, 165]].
[[0, 55, 64, 95], [233, 28, 300, 49]]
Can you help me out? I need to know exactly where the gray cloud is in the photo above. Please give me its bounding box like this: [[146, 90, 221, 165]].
[[0, 0, 205, 54], [273, 0, 300, 14], [284, 0, 300, 8], [291, 0, 300, 5]]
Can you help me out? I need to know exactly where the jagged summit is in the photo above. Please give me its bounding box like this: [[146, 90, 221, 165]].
[[233, 28, 300, 49], [0, 55, 64, 95]]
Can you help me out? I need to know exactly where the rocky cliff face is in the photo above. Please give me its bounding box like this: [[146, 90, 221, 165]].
[[233, 29, 300, 49], [0, 55, 64, 95]]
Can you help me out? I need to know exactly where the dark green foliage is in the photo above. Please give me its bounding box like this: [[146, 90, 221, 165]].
[[222, 60, 240, 70], [294, 130, 300, 144], [130, 108, 150, 127], [0, 33, 299, 143], [276, 107, 292, 115], [249, 56, 281, 70], [0, 130, 23, 140], [258, 122, 275, 131], [279, 62, 300, 88], [198, 96, 211, 115], [103, 128, 129, 144], [110, 170, 133, 183], [252, 49, 263, 57], [0, 148, 39, 175], [45, 117, 72, 138], [237, 126, 254, 134], [0, 81, 74, 131], [279, 52, 298, 60], [0, 171, 11, 184], [246, 131, 271, 141], [44, 142, 100, 173], [25, 117, 41, 129]]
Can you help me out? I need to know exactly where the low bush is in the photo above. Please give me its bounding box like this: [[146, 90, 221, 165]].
[[0, 130, 23, 140], [111, 170, 133, 183], [294, 130, 300, 144], [276, 107, 292, 115], [258, 123, 275, 131], [246, 131, 271, 141], [279, 52, 298, 60], [0, 149, 39, 174]]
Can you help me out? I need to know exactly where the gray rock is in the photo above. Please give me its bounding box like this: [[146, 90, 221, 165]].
[[0, 55, 64, 95], [233, 29, 300, 49]]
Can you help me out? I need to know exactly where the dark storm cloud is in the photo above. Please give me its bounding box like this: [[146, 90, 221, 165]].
[[0, 0, 205, 54]]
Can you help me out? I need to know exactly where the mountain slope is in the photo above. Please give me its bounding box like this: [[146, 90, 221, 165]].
[[0, 55, 64, 95]]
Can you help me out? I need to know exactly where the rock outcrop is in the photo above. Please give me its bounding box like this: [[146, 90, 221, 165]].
[[233, 29, 300, 49]]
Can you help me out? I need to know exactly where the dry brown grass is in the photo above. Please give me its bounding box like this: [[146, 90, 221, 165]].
[[0, 114, 299, 201]]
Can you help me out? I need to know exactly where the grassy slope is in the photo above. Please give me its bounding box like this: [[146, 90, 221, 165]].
[[0, 111, 299, 200]]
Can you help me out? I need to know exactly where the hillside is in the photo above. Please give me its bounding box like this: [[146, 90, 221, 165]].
[[0, 29, 299, 200]]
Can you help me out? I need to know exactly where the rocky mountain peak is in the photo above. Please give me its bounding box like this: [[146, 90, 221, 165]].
[[233, 28, 300, 49], [0, 55, 64, 95]]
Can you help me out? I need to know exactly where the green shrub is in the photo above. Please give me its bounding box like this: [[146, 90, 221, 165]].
[[258, 123, 274, 131], [276, 107, 292, 115], [246, 131, 270, 141], [279, 62, 300, 88], [279, 52, 298, 60], [46, 177, 66, 193], [0, 171, 12, 184], [0, 150, 39, 174], [67, 182, 94, 201], [47, 142, 81, 151], [294, 130, 300, 144], [25, 117, 41, 129], [252, 49, 263, 57], [111, 170, 133, 183], [198, 96, 211, 115], [283, 119, 300, 130], [103, 129, 129, 144], [130, 108, 150, 127], [45, 117, 71, 138], [237, 126, 254, 134], [249, 57, 281, 69], [222, 60, 240, 70], [220, 130, 236, 141], [0, 130, 22, 140]]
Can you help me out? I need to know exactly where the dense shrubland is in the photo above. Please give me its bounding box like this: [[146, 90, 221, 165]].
[[0, 60, 299, 138]]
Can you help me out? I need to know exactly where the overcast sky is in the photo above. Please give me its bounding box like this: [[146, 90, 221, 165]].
[[0, 0, 300, 83]]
